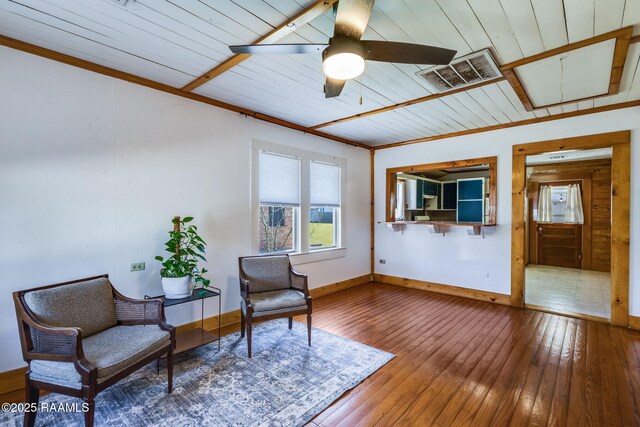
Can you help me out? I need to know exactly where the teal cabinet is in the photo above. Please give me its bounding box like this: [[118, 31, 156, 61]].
[[457, 178, 485, 223], [416, 180, 424, 209], [423, 180, 438, 196], [442, 182, 457, 209]]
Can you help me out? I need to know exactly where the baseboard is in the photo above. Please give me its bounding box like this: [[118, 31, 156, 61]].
[[0, 367, 26, 401], [309, 274, 371, 298], [177, 274, 371, 334], [630, 315, 640, 331], [0, 274, 373, 400], [374, 274, 510, 306], [176, 309, 242, 334]]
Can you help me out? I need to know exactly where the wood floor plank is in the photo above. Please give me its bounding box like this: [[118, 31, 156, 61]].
[[304, 283, 640, 426]]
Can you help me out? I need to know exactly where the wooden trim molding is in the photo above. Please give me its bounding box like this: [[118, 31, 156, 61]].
[[310, 77, 506, 130], [0, 34, 369, 150], [610, 142, 631, 326], [181, 0, 338, 92], [510, 131, 630, 327], [374, 274, 510, 306], [512, 130, 631, 155], [309, 274, 372, 298], [385, 156, 498, 223], [370, 149, 376, 277], [374, 100, 640, 150], [524, 303, 609, 324], [501, 27, 633, 111], [630, 315, 640, 331], [500, 27, 633, 70], [0, 367, 27, 403]]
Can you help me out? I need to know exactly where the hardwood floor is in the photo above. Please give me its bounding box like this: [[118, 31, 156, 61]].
[[303, 283, 640, 426]]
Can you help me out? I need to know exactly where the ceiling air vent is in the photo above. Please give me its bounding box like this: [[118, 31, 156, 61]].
[[416, 49, 502, 93]]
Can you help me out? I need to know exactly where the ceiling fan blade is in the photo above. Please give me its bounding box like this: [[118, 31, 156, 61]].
[[229, 44, 328, 55], [361, 41, 457, 65], [324, 77, 346, 98], [334, 0, 375, 40]]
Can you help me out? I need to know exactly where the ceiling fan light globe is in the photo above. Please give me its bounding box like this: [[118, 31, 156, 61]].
[[323, 52, 365, 80]]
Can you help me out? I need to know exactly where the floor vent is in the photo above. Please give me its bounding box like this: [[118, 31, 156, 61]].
[[416, 49, 502, 93]]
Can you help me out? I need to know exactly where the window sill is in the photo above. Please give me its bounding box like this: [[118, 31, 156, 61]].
[[289, 247, 346, 266]]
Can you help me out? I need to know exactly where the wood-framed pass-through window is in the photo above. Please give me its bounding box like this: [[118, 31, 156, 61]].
[[385, 156, 497, 225]]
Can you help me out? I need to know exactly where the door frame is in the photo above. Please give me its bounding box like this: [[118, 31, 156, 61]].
[[511, 130, 630, 326]]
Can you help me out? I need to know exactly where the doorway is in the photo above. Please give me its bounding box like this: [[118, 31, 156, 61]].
[[524, 165, 611, 320], [511, 131, 630, 326]]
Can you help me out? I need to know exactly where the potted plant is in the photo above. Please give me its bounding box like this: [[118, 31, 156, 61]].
[[155, 216, 211, 299]]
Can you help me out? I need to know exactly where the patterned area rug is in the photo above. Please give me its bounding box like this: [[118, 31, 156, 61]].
[[1, 320, 394, 426]]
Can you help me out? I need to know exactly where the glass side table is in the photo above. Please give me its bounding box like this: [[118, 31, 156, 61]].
[[145, 286, 222, 358]]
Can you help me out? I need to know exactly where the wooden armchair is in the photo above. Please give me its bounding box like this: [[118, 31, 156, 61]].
[[13, 274, 175, 427], [238, 255, 312, 357]]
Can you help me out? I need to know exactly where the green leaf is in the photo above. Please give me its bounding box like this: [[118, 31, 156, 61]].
[[155, 256, 164, 261], [183, 216, 194, 223]]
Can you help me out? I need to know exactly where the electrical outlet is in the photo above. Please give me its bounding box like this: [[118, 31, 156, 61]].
[[478, 271, 489, 278], [379, 259, 386, 264], [131, 262, 145, 272]]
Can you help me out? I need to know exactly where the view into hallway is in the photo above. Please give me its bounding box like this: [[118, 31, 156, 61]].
[[525, 265, 611, 319]]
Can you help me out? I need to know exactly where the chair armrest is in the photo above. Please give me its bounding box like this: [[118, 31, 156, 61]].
[[14, 306, 97, 379], [112, 288, 172, 331], [239, 276, 253, 310], [290, 266, 310, 298]]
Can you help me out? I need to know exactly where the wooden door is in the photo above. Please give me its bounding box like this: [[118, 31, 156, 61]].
[[537, 223, 583, 268]]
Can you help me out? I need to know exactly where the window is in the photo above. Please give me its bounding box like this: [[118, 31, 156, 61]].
[[309, 161, 340, 250], [253, 141, 345, 255], [258, 151, 300, 254]]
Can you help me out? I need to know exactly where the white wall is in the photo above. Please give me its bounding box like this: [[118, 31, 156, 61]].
[[374, 107, 639, 310], [0, 47, 371, 372]]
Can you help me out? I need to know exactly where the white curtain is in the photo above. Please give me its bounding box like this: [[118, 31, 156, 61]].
[[537, 185, 553, 224], [395, 181, 405, 220], [563, 183, 584, 224]]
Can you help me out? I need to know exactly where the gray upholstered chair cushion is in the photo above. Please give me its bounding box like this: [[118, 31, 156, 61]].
[[241, 255, 291, 293], [251, 305, 308, 318], [29, 325, 170, 389], [24, 277, 116, 337], [250, 289, 306, 312]]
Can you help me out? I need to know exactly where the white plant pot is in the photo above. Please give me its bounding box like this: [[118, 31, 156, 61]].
[[161, 276, 194, 299]]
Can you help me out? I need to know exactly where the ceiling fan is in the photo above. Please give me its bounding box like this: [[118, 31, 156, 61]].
[[229, 0, 457, 98]]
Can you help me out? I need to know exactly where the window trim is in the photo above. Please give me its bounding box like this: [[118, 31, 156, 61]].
[[252, 140, 346, 259]]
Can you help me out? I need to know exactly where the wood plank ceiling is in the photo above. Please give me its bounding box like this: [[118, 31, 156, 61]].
[[1, 0, 639, 147]]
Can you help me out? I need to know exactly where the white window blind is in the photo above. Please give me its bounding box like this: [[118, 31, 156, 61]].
[[310, 161, 341, 207], [259, 151, 300, 206]]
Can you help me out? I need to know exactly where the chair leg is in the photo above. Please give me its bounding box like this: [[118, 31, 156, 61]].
[[288, 317, 293, 329], [24, 380, 39, 427], [84, 398, 95, 427], [307, 314, 312, 346], [240, 309, 245, 338], [247, 315, 253, 358], [167, 348, 174, 394]]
